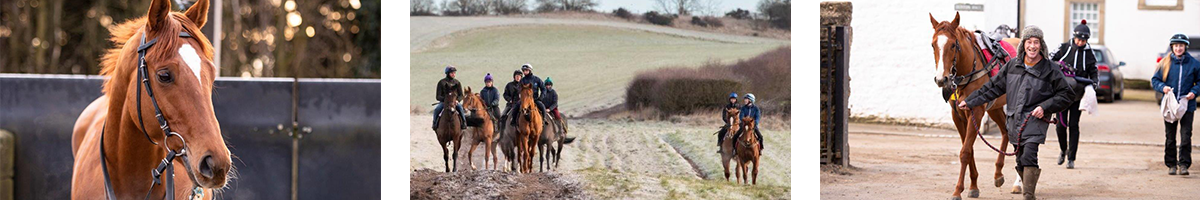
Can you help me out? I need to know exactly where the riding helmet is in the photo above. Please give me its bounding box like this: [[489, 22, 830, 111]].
[[729, 92, 738, 99], [1171, 33, 1190, 46], [1073, 19, 1090, 40], [522, 64, 533, 71], [513, 70, 523, 76], [545, 77, 553, 85], [485, 73, 493, 82], [445, 65, 457, 74], [745, 93, 756, 103]]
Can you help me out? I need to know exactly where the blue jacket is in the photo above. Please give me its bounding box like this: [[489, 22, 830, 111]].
[[740, 104, 761, 125], [520, 74, 544, 99], [1152, 52, 1200, 112], [481, 86, 500, 108]]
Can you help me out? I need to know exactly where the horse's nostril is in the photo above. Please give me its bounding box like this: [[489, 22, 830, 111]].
[[199, 155, 214, 178]]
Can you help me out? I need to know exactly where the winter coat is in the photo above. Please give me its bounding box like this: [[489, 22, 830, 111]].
[[964, 57, 1076, 144], [1152, 52, 1200, 112], [481, 86, 500, 108], [722, 102, 739, 125], [543, 88, 559, 111], [520, 73, 544, 100], [740, 104, 761, 126], [435, 76, 462, 102], [503, 81, 520, 105]]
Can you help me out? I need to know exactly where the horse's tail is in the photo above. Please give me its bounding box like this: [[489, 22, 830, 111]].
[[562, 137, 576, 144]]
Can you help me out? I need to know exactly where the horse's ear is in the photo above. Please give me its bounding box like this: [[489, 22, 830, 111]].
[[184, 0, 210, 28], [950, 12, 960, 29], [147, 0, 171, 31], [465, 86, 472, 94], [929, 13, 938, 29]]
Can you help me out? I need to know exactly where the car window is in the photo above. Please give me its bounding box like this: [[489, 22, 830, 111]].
[[1091, 49, 1107, 63]]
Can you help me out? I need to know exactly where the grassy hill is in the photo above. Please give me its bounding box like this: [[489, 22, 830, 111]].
[[410, 24, 788, 115]]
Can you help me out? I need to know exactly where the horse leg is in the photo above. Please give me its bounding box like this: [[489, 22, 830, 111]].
[[539, 144, 546, 172], [487, 140, 496, 170], [988, 108, 1009, 187], [722, 154, 731, 181], [965, 110, 983, 198], [753, 157, 760, 185], [468, 141, 479, 170], [442, 143, 451, 172], [950, 106, 967, 199], [453, 139, 462, 172], [555, 140, 564, 169]]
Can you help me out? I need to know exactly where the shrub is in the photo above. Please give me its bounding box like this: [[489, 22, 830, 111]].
[[725, 8, 752, 20], [624, 46, 791, 115], [690, 16, 708, 27], [703, 16, 723, 27], [613, 8, 635, 20], [643, 11, 675, 26]]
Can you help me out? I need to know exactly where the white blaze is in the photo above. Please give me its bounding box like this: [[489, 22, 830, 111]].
[[178, 44, 204, 85], [935, 35, 949, 77]]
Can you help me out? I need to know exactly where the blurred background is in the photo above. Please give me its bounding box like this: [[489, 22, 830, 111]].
[[0, 0, 381, 78]]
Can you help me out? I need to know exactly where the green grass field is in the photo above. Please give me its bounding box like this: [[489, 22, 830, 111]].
[[410, 25, 788, 115]]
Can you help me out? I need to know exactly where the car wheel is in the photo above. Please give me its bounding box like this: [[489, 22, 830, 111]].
[[1103, 92, 1115, 103], [1115, 90, 1123, 100]]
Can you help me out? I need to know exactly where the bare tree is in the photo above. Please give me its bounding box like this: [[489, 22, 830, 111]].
[[412, 0, 439, 15], [654, 0, 720, 16], [534, 0, 596, 12], [441, 0, 488, 15], [490, 0, 526, 15]]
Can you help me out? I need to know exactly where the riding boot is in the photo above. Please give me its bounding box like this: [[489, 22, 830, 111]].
[[458, 105, 468, 130], [717, 127, 727, 154], [1022, 167, 1041, 200], [755, 128, 764, 150]]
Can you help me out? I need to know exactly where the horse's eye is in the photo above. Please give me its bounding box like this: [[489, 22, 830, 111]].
[[157, 69, 173, 83]]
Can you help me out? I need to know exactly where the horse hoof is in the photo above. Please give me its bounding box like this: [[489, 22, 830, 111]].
[[967, 189, 979, 198], [1011, 185, 1022, 194], [949, 196, 962, 200], [995, 177, 1005, 187]]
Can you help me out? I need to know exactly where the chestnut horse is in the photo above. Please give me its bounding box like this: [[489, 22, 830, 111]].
[[435, 91, 465, 172], [71, 0, 233, 199], [734, 116, 761, 185], [462, 87, 498, 170], [930, 13, 1020, 199], [515, 83, 544, 173], [719, 107, 740, 181]]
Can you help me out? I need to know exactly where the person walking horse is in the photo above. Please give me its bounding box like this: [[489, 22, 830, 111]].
[[1050, 20, 1098, 169], [1153, 34, 1200, 176], [433, 65, 467, 130], [958, 25, 1075, 200]]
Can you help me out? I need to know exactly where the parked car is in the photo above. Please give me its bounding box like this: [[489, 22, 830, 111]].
[[1091, 45, 1125, 102], [1154, 35, 1200, 103]]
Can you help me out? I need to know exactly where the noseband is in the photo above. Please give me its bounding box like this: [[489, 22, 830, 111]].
[[99, 30, 205, 200], [936, 33, 994, 101]]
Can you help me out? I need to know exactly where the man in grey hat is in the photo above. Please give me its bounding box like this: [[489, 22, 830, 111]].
[[959, 25, 1076, 200]]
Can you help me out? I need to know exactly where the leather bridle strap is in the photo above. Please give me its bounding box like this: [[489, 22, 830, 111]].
[[99, 30, 203, 200]]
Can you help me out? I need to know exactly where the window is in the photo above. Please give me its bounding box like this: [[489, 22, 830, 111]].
[[1064, 0, 1104, 44], [1140, 0, 1184, 11]]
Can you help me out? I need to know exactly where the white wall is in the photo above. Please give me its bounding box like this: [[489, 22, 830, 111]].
[[1024, 0, 1200, 79], [846, 0, 998, 125]]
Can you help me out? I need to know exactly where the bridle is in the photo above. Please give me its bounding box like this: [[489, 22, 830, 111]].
[[935, 31, 994, 93], [99, 30, 206, 200]]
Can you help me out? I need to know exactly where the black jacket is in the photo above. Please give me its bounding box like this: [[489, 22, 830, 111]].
[[1051, 43, 1098, 84], [503, 81, 521, 105], [481, 86, 500, 108], [435, 76, 462, 102], [520, 73, 544, 99], [543, 88, 559, 111], [722, 102, 739, 125], [964, 57, 1076, 144]]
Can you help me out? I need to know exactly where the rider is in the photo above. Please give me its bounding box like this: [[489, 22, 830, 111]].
[[500, 70, 523, 131], [514, 64, 547, 125], [432, 65, 467, 130], [959, 25, 1075, 200], [734, 93, 764, 151], [481, 73, 501, 123], [1050, 19, 1097, 169], [543, 77, 560, 120], [1153, 33, 1200, 176], [717, 92, 739, 153]]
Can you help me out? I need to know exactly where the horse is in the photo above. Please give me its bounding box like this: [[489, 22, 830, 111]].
[[496, 121, 519, 172], [538, 114, 574, 172], [462, 87, 498, 170], [515, 83, 544, 173], [719, 106, 741, 181], [930, 12, 1021, 199], [71, 0, 233, 199], [435, 90, 465, 172], [734, 116, 761, 185]]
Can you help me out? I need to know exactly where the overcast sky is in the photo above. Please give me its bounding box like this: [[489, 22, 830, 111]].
[[592, 0, 762, 15]]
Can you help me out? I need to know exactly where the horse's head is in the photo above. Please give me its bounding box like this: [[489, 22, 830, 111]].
[[519, 83, 535, 119], [462, 87, 483, 116], [101, 0, 229, 189], [724, 107, 740, 125], [929, 12, 974, 89], [740, 116, 757, 141]]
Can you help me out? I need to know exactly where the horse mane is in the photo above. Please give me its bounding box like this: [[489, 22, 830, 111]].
[[99, 13, 215, 96]]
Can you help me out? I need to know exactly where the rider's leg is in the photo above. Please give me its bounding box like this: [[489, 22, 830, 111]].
[[755, 127, 764, 149], [457, 104, 467, 129], [432, 103, 444, 129]]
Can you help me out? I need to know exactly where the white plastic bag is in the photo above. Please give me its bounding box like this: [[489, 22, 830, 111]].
[[1162, 91, 1188, 123], [1079, 85, 1099, 115]]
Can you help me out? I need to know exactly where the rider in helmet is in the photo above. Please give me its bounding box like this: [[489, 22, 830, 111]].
[[543, 77, 560, 120], [513, 64, 547, 125], [735, 93, 764, 151], [1049, 19, 1098, 169], [500, 70, 523, 131], [481, 73, 501, 123], [717, 92, 739, 152], [433, 65, 467, 130]]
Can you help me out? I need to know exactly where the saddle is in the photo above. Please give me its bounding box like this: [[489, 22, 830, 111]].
[[974, 29, 1018, 76]]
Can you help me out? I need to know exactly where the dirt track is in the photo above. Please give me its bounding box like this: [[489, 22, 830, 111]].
[[411, 169, 589, 199], [823, 118, 1200, 199]]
